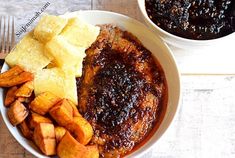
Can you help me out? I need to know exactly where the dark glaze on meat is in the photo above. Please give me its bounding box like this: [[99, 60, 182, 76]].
[[77, 25, 167, 157]]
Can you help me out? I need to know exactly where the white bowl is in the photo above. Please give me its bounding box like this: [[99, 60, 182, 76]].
[[137, 0, 235, 49], [0, 10, 181, 158]]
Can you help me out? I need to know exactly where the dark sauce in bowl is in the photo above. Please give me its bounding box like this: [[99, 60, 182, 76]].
[[145, 0, 234, 40]]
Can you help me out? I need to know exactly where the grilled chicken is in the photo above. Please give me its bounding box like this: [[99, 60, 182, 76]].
[[77, 25, 167, 157]]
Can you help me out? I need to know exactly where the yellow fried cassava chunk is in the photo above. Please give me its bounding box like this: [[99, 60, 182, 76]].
[[5, 32, 51, 73], [33, 68, 77, 105], [61, 17, 100, 48], [45, 35, 86, 77], [73, 58, 84, 77], [34, 14, 67, 42]]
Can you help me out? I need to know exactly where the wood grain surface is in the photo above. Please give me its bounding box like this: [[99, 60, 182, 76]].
[[0, 0, 235, 158]]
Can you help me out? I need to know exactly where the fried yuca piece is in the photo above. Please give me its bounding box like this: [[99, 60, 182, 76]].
[[33, 123, 56, 156], [5, 32, 52, 73], [7, 100, 28, 126], [15, 81, 34, 97], [34, 15, 68, 42], [45, 35, 86, 77], [66, 116, 93, 145], [49, 99, 73, 127], [29, 92, 61, 115], [55, 126, 67, 143], [29, 112, 52, 129], [0, 65, 24, 79], [34, 68, 78, 105], [45, 35, 86, 68], [5, 86, 18, 107], [60, 18, 100, 48], [18, 120, 33, 139]]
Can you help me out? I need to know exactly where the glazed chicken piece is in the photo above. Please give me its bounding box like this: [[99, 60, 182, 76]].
[[77, 25, 167, 157]]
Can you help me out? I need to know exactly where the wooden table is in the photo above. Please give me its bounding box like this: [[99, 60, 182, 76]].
[[1, 0, 235, 157]]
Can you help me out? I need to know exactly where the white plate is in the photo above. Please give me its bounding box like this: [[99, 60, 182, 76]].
[[0, 10, 181, 158]]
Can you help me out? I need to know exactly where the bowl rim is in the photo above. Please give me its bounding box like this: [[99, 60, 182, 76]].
[[0, 10, 181, 158], [137, 0, 235, 44]]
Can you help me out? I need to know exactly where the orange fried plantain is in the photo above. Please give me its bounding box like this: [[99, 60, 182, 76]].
[[15, 81, 34, 97], [57, 132, 99, 158], [0, 71, 34, 87], [67, 99, 81, 117], [18, 120, 33, 140], [66, 116, 93, 145], [7, 100, 29, 126], [49, 99, 73, 127], [4, 86, 18, 107], [55, 126, 67, 143], [0, 65, 24, 79], [33, 123, 56, 156], [29, 112, 53, 129], [30, 92, 61, 115]]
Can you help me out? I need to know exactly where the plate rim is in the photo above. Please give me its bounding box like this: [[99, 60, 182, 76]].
[[0, 10, 181, 158]]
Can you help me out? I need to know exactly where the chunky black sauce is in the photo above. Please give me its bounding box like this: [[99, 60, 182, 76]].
[[87, 46, 161, 130], [145, 0, 234, 40], [93, 49, 145, 128]]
